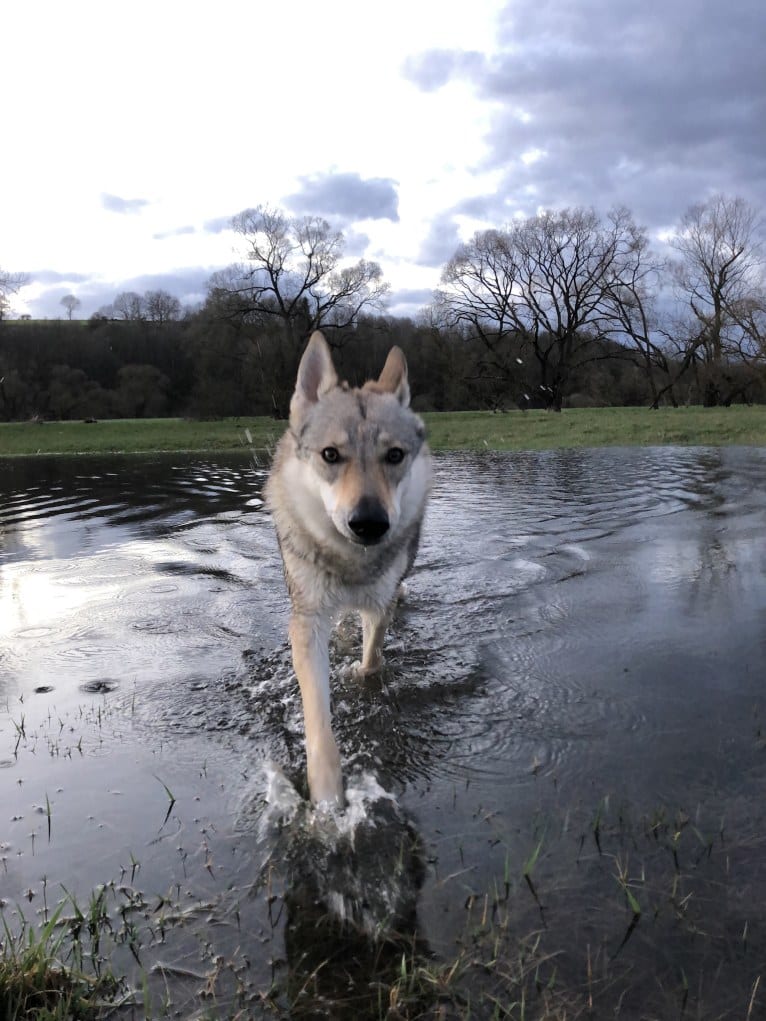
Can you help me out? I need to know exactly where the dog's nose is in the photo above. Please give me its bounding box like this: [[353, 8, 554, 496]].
[[348, 498, 389, 544]]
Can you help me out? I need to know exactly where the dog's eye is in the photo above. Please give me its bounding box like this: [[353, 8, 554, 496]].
[[321, 447, 340, 464], [385, 447, 405, 465]]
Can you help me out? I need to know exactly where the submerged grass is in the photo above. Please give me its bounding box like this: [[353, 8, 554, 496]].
[[2, 794, 762, 1020], [377, 797, 766, 1021], [1, 405, 765, 457]]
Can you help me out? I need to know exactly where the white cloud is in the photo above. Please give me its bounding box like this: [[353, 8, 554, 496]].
[[101, 194, 150, 215], [1, 0, 763, 320], [520, 148, 546, 167]]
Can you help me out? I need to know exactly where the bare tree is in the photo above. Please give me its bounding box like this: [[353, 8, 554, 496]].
[[60, 294, 81, 320], [0, 267, 29, 320], [113, 291, 145, 320], [434, 228, 518, 348], [601, 249, 678, 407], [435, 207, 649, 410], [432, 228, 526, 405], [729, 292, 766, 361], [208, 205, 389, 347], [670, 194, 765, 405], [144, 289, 181, 324]]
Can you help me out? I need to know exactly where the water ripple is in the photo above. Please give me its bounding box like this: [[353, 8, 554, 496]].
[[2, 446, 766, 806]]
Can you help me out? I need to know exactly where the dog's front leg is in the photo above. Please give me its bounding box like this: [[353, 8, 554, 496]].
[[289, 613, 343, 808], [359, 604, 394, 675]]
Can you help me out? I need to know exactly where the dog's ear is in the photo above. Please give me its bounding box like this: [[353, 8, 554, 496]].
[[377, 346, 410, 406], [290, 331, 338, 422]]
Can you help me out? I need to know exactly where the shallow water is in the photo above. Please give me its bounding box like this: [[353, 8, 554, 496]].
[[1, 447, 765, 1018]]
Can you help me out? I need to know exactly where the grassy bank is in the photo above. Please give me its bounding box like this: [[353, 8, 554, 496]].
[[1, 405, 765, 457]]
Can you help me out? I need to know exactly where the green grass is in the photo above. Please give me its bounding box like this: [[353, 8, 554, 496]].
[[0, 417, 282, 458], [422, 405, 766, 450], [0, 902, 121, 1020], [1, 405, 765, 458]]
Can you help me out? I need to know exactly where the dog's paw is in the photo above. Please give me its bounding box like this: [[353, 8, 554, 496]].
[[396, 581, 409, 602], [339, 659, 361, 681], [349, 659, 368, 680], [348, 658, 384, 681]]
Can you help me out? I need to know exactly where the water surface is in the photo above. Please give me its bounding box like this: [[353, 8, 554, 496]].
[[1, 448, 765, 1018]]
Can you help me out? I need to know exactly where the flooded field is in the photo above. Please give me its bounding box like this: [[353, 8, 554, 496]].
[[1, 447, 765, 1019]]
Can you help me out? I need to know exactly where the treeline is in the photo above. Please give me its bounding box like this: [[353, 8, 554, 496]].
[[0, 308, 752, 423], [1, 195, 764, 422]]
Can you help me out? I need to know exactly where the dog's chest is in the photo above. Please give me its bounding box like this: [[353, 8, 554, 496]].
[[282, 535, 406, 614]]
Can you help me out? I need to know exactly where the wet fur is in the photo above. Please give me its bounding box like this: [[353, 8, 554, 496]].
[[266, 331, 431, 807]]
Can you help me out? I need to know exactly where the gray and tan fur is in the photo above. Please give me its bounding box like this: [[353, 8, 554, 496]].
[[266, 331, 431, 807]]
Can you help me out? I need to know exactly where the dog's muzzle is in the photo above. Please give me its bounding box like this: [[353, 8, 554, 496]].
[[348, 496, 390, 545]]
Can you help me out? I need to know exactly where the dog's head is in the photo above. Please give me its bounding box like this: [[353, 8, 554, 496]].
[[289, 331, 429, 547]]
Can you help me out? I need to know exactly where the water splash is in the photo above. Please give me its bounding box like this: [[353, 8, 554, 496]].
[[252, 762, 420, 936]]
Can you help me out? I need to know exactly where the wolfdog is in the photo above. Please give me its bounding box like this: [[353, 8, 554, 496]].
[[266, 331, 431, 807]]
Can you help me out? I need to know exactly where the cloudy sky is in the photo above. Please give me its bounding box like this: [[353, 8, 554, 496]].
[[2, 0, 763, 320]]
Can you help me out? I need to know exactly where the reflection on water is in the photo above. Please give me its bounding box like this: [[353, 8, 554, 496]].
[[1, 447, 766, 1018]]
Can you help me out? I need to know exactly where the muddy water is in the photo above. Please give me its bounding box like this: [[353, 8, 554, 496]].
[[1, 448, 765, 1018]]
